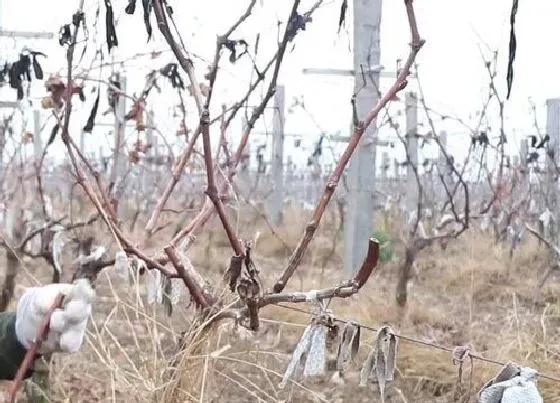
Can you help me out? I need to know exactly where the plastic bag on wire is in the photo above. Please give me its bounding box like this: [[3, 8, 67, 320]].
[[477, 363, 543, 403]]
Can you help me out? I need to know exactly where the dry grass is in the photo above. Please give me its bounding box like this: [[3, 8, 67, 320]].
[[1, 206, 560, 402]]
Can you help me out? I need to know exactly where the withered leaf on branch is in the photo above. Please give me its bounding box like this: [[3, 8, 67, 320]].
[[160, 63, 184, 89], [83, 89, 100, 133], [338, 0, 347, 33], [22, 131, 33, 144], [286, 13, 311, 42], [223, 39, 249, 64], [506, 0, 519, 100], [125, 0, 136, 14], [225, 255, 243, 292], [104, 0, 119, 53], [142, 0, 153, 41], [124, 0, 151, 39], [31, 52, 46, 80], [125, 98, 146, 130], [59, 24, 72, 46], [47, 124, 59, 147]]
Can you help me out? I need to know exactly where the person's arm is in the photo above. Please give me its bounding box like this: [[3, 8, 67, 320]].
[[0, 311, 34, 380], [0, 279, 94, 381]]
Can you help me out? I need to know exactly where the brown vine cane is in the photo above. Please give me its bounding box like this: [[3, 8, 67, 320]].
[[8, 293, 65, 403]]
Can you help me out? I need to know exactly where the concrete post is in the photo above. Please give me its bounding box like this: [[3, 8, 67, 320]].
[[267, 85, 285, 225], [344, 0, 382, 275]]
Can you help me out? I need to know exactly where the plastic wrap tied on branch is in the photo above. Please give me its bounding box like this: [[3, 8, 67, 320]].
[[477, 362, 543, 403], [359, 325, 399, 403], [51, 224, 67, 276], [114, 249, 130, 281], [146, 261, 184, 314]]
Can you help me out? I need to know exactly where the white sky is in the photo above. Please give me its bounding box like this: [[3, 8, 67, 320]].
[[1, 0, 559, 173]]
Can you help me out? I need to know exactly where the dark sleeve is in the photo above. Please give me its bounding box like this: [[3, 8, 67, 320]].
[[0, 311, 34, 380]]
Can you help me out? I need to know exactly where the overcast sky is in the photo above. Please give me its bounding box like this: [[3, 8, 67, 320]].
[[1, 0, 559, 173]]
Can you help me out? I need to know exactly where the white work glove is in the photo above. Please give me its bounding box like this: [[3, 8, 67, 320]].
[[15, 279, 95, 354]]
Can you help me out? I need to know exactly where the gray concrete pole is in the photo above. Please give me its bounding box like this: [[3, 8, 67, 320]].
[[344, 0, 382, 275], [110, 74, 127, 219], [267, 85, 285, 226], [519, 138, 528, 169], [405, 92, 419, 218], [143, 110, 155, 195], [546, 98, 560, 241], [381, 151, 389, 184], [33, 110, 43, 162], [437, 130, 448, 174], [79, 129, 85, 154], [110, 74, 127, 185]]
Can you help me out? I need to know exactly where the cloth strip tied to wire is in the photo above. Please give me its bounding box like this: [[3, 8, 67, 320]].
[[274, 303, 560, 384], [359, 325, 399, 403], [452, 345, 473, 386], [279, 291, 329, 389], [335, 321, 360, 374]]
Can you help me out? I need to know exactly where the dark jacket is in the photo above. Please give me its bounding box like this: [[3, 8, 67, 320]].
[[0, 312, 33, 380]]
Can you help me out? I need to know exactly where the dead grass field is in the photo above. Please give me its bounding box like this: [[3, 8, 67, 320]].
[[1, 205, 560, 402]]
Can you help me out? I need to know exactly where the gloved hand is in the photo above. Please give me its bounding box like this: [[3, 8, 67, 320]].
[[15, 279, 95, 354]]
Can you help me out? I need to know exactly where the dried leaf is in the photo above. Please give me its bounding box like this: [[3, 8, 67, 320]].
[[338, 0, 347, 33], [125, 0, 136, 14], [142, 0, 153, 41], [31, 53, 45, 80], [47, 124, 59, 147], [104, 0, 118, 53], [506, 0, 519, 100], [59, 24, 72, 46], [225, 255, 243, 291], [160, 63, 184, 89], [83, 89, 100, 132], [286, 13, 310, 42]]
